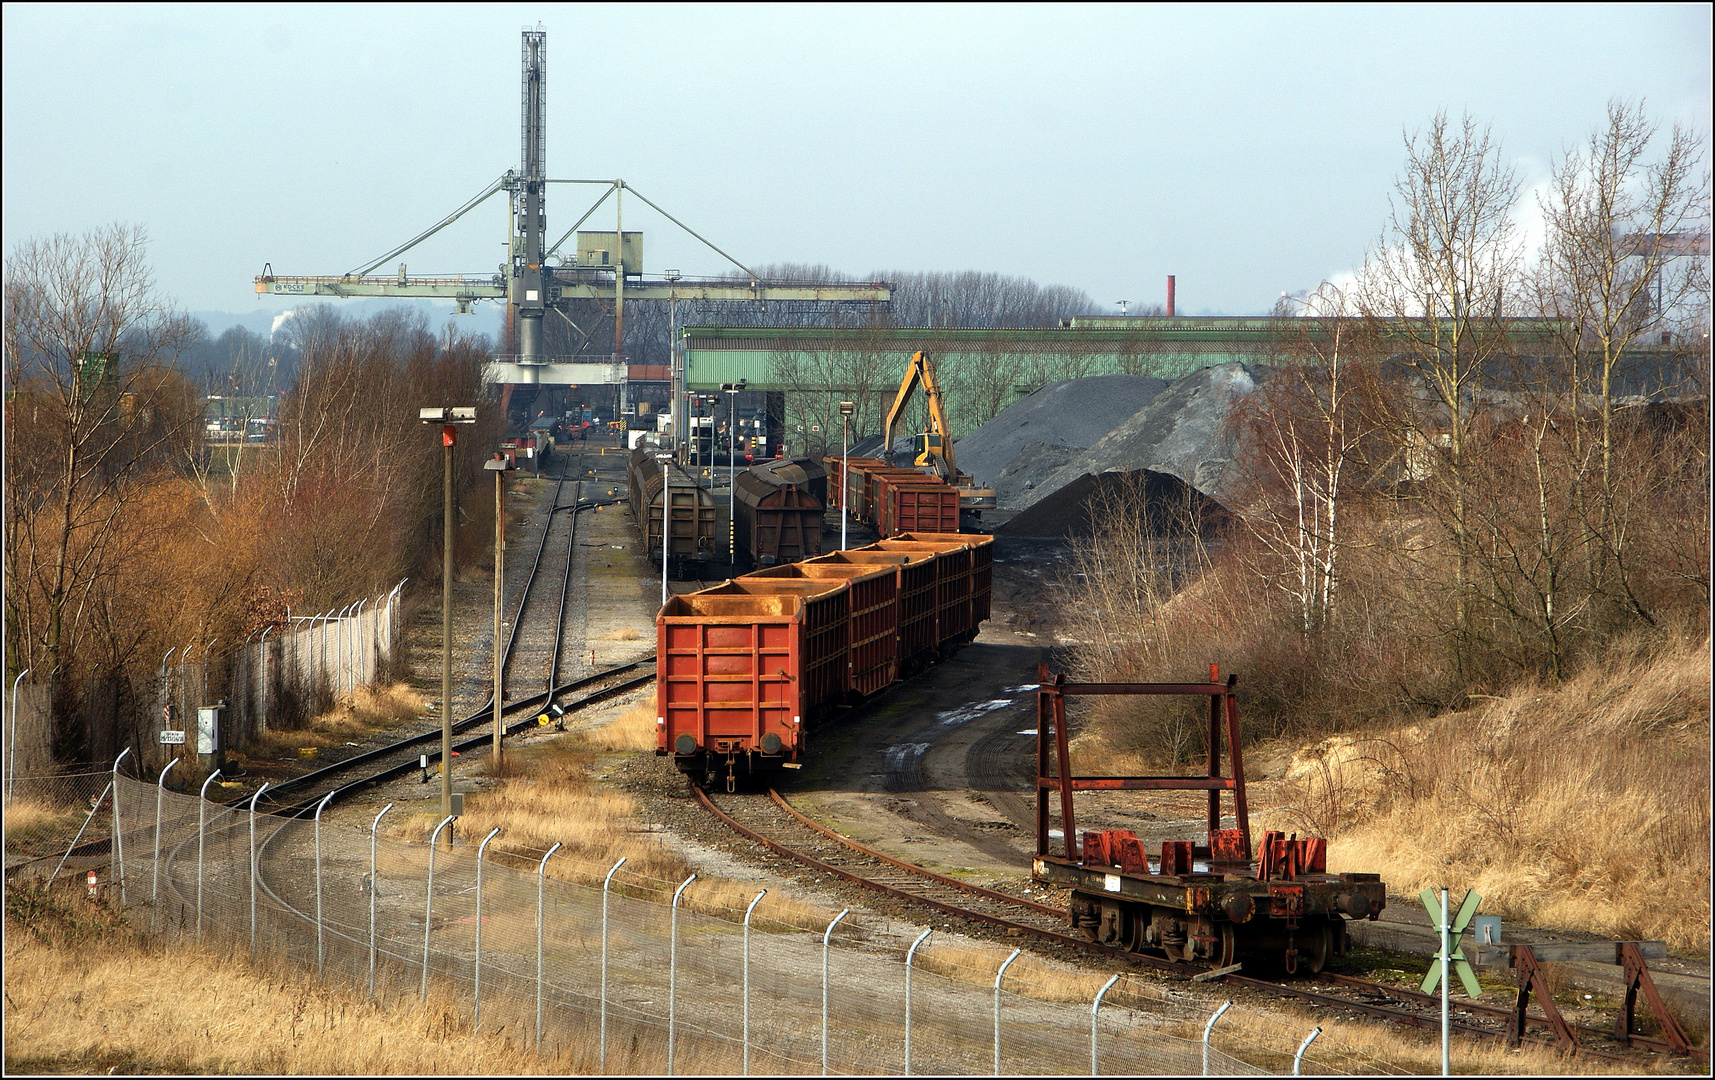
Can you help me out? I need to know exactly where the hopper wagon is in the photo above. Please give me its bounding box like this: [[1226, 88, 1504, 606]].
[[657, 533, 993, 788]]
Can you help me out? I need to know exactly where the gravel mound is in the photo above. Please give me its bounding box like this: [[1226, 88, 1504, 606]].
[[997, 363, 1261, 536], [954, 375, 1169, 497]]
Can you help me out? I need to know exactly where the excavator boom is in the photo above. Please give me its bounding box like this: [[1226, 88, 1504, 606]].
[[879, 351, 996, 522], [882, 351, 957, 477]]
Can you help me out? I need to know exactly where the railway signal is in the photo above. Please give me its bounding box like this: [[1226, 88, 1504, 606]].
[[1419, 887, 1483, 997], [1421, 886, 1482, 1077]]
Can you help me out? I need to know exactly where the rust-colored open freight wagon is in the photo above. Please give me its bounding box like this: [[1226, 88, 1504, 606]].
[[657, 533, 993, 788]]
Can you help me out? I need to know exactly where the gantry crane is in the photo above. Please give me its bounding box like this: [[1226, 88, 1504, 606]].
[[881, 351, 998, 523], [254, 27, 889, 408]]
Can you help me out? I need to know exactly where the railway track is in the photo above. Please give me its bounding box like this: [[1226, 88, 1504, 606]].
[[130, 441, 1696, 1069], [255, 659, 656, 817], [691, 784, 1689, 1066], [237, 451, 632, 817]]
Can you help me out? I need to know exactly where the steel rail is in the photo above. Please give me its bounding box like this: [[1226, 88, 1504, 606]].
[[692, 783, 1141, 963], [1313, 970, 1708, 1061], [545, 479, 582, 693], [691, 786, 1650, 1065], [765, 789, 1064, 919], [235, 455, 623, 811], [262, 669, 657, 818]]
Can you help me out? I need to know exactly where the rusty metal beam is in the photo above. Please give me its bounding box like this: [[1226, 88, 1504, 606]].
[[1044, 681, 1233, 696], [1039, 776, 1238, 791]]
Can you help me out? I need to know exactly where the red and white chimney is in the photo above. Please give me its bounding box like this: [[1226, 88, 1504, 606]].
[[1166, 275, 1176, 318]]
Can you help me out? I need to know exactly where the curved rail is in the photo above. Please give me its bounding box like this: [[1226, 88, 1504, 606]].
[[692, 783, 1136, 961], [240, 453, 624, 812], [692, 784, 1655, 1064]]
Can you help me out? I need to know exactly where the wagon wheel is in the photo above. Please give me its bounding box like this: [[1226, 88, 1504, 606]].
[[1299, 921, 1332, 974], [1121, 906, 1148, 953], [1214, 923, 1236, 968]]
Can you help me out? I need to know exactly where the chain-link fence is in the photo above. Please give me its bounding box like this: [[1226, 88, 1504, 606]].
[[80, 773, 1420, 1076], [2, 581, 408, 792], [4, 769, 114, 873]]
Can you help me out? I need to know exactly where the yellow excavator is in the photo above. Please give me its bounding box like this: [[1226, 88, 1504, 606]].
[[881, 351, 998, 525]]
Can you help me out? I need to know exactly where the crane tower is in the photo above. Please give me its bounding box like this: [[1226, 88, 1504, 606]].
[[254, 26, 890, 418], [513, 29, 547, 363]]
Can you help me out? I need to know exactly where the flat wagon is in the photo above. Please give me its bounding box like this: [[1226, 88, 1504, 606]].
[[1032, 664, 1386, 972]]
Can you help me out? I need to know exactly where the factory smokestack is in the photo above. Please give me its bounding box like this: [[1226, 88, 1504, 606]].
[[1166, 275, 1176, 318]]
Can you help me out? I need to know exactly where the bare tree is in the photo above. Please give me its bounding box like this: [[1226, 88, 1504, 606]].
[[1357, 112, 1524, 670], [1531, 99, 1711, 626], [1233, 285, 1388, 634], [4, 226, 199, 682]]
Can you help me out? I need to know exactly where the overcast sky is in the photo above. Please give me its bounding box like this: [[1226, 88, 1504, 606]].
[[3, 3, 1709, 323]]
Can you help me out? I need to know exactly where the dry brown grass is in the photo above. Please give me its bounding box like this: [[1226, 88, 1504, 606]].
[[3, 798, 86, 850], [603, 626, 643, 641], [253, 682, 427, 756], [890, 927, 1624, 1074], [1270, 633, 1711, 953], [585, 701, 658, 753], [385, 735, 687, 886], [4, 905, 565, 1074]]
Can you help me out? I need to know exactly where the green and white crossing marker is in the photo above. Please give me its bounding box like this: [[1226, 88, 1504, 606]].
[[1419, 888, 1483, 997]]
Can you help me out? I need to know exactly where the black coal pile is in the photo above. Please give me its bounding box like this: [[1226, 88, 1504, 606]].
[[952, 374, 1169, 506], [995, 362, 1260, 536]]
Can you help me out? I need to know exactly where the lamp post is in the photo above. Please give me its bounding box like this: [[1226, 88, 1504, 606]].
[[722, 380, 746, 568], [839, 401, 854, 551], [657, 451, 674, 606], [484, 454, 514, 763], [665, 269, 681, 453], [420, 406, 476, 844]]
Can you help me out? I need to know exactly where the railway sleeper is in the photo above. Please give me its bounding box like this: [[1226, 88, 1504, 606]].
[[1069, 893, 1347, 974]]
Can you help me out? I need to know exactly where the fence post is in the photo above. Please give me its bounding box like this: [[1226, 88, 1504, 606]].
[[195, 771, 220, 940], [1090, 973, 1120, 1076], [821, 908, 849, 1077], [993, 948, 1021, 1076], [536, 841, 561, 1054], [150, 759, 179, 933], [368, 803, 393, 998], [743, 889, 767, 1077], [473, 828, 501, 1030], [111, 748, 132, 910], [1202, 1000, 1232, 1076], [668, 873, 697, 1077], [259, 628, 273, 733], [905, 928, 932, 1076], [50, 780, 112, 889], [1293, 1026, 1322, 1076], [238, 630, 256, 746], [421, 815, 455, 1002], [6, 668, 29, 807], [313, 792, 335, 975], [600, 857, 626, 1070], [248, 782, 270, 958]]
